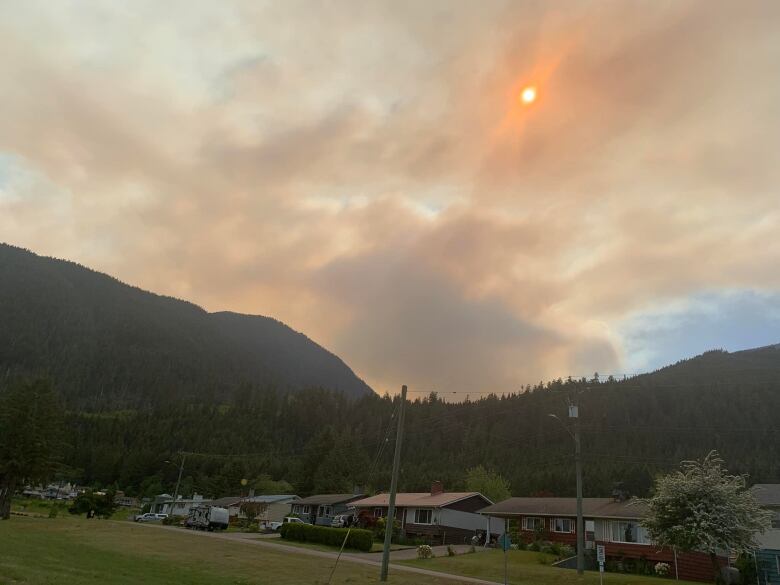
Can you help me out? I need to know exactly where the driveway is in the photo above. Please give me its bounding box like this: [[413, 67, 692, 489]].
[[131, 523, 501, 585]]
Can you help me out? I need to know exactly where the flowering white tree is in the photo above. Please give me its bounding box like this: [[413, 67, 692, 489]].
[[641, 451, 772, 583]]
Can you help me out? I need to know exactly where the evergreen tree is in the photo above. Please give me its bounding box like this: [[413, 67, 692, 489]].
[[0, 378, 64, 519]]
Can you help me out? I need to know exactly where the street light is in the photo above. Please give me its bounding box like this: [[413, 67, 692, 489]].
[[548, 409, 584, 576]]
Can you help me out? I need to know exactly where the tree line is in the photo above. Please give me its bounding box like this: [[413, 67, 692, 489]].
[[5, 365, 776, 504]]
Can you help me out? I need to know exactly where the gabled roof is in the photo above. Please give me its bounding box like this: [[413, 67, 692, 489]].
[[211, 496, 243, 507], [751, 484, 780, 507], [478, 497, 647, 519], [243, 494, 300, 504], [295, 494, 366, 506], [351, 492, 490, 509]]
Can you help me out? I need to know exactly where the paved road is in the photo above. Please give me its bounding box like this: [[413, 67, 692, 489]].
[[132, 523, 501, 584]]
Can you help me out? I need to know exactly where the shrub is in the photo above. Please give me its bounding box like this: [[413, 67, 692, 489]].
[[446, 545, 456, 557], [528, 541, 541, 552], [162, 515, 184, 526], [417, 545, 434, 559], [536, 553, 549, 565], [654, 562, 670, 577], [516, 541, 528, 551], [48, 505, 59, 519], [558, 545, 575, 559], [280, 523, 373, 552]]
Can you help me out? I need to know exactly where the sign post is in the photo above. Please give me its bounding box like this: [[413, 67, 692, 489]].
[[597, 544, 605, 585], [499, 526, 511, 585]]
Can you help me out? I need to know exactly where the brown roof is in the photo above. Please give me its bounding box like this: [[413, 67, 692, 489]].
[[295, 494, 366, 506], [351, 492, 490, 509], [479, 497, 648, 519]]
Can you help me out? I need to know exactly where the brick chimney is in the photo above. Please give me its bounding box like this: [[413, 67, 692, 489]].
[[430, 481, 444, 496]]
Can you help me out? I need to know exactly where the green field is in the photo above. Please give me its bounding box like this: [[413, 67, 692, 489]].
[[0, 515, 698, 585], [0, 516, 455, 585], [402, 550, 699, 585]]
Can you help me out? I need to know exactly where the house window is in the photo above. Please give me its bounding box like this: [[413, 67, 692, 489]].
[[552, 518, 574, 533], [414, 509, 433, 524], [374, 507, 384, 518], [292, 504, 300, 514], [609, 521, 647, 544], [319, 506, 333, 517], [302, 505, 310, 514], [522, 517, 544, 531]]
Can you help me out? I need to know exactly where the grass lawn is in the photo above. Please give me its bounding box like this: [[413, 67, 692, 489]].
[[402, 550, 700, 585], [0, 516, 460, 585]]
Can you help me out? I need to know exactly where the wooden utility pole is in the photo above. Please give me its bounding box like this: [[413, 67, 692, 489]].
[[380, 385, 407, 581], [170, 452, 187, 516], [572, 402, 584, 575]]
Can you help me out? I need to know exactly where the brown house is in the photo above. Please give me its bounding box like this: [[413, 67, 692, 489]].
[[479, 497, 728, 583], [350, 481, 498, 545]]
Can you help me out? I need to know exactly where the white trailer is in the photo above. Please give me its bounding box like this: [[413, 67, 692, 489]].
[[186, 505, 229, 531]]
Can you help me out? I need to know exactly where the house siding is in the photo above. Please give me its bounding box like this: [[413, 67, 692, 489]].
[[756, 548, 780, 584], [511, 513, 725, 583]]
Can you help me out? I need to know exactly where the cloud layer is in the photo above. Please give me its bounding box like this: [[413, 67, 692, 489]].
[[2, 1, 779, 393]]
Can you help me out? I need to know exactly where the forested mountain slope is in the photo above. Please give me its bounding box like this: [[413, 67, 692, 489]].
[[63, 346, 780, 500], [0, 243, 372, 407]]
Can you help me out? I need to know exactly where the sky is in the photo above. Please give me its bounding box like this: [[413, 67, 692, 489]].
[[2, 1, 779, 395]]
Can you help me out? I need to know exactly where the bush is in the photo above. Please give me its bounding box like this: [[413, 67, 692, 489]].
[[162, 515, 184, 526], [536, 553, 549, 565], [280, 523, 373, 552], [446, 545, 456, 557], [654, 562, 670, 577], [528, 541, 541, 552], [558, 544, 575, 559], [68, 490, 119, 519], [417, 545, 434, 559]]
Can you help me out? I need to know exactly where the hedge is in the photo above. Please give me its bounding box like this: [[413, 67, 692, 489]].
[[280, 523, 373, 552]]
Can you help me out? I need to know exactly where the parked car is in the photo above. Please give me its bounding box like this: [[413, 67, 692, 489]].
[[134, 512, 167, 522], [330, 514, 354, 528], [270, 516, 307, 531]]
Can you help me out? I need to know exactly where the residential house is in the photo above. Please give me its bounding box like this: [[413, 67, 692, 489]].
[[241, 495, 301, 526], [113, 491, 140, 508], [210, 496, 244, 519], [752, 484, 780, 584], [290, 493, 366, 526], [753, 484, 780, 529], [154, 494, 211, 516], [350, 481, 498, 545], [478, 497, 727, 583]]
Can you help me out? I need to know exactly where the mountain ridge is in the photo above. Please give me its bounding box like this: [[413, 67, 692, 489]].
[[0, 243, 373, 407]]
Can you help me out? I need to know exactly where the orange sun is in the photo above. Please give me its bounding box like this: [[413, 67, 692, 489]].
[[520, 86, 537, 104]]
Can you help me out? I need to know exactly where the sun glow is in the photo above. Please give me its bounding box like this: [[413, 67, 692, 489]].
[[521, 86, 537, 104]]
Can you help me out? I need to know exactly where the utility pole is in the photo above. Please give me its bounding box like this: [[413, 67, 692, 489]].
[[380, 385, 407, 582], [170, 452, 186, 517], [571, 402, 584, 576]]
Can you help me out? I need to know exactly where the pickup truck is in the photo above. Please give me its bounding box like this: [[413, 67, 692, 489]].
[[269, 516, 307, 531], [134, 513, 167, 522]]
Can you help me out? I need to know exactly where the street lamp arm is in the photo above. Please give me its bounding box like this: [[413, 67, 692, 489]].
[[547, 413, 575, 441]]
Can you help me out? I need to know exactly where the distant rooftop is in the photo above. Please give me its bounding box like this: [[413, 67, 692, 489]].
[[752, 484, 780, 507], [479, 497, 647, 519], [351, 492, 488, 508]]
